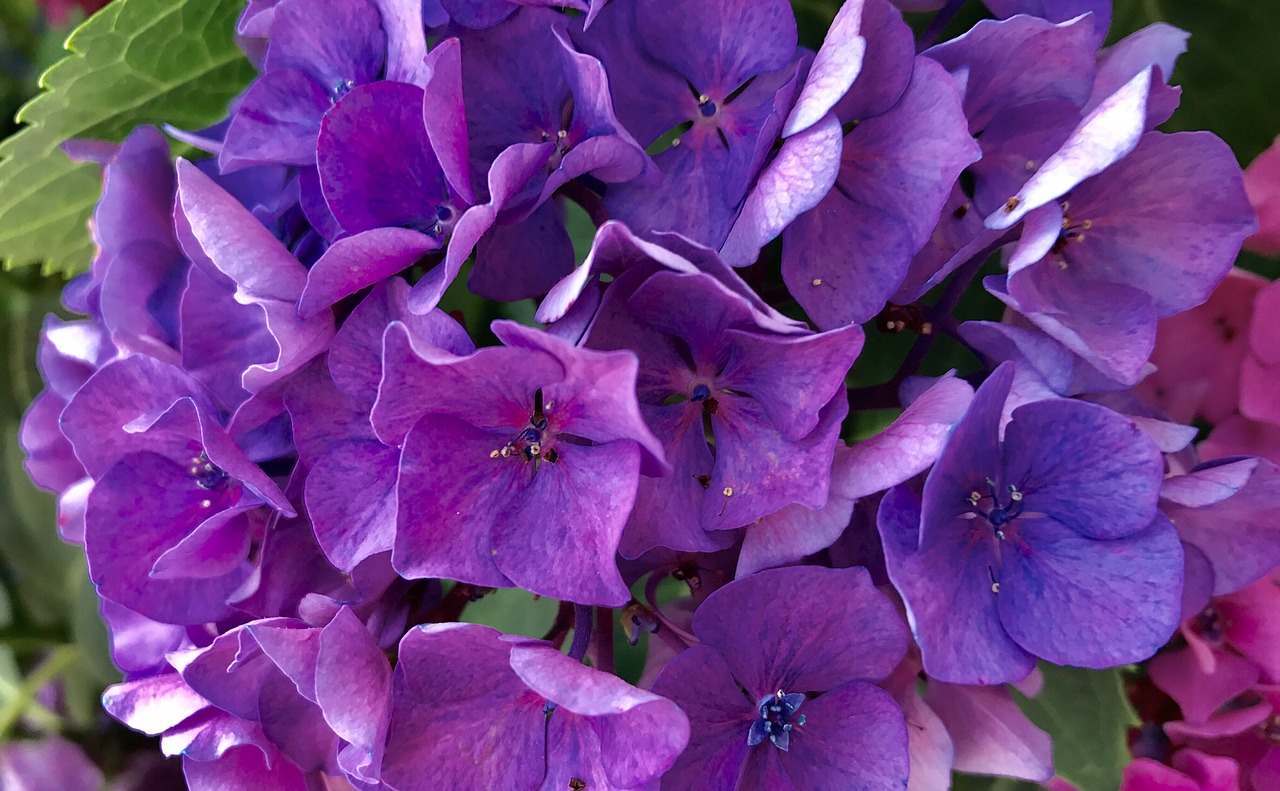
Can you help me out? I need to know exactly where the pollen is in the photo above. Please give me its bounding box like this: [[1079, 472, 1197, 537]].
[[723, 487, 734, 496], [1004, 196, 1021, 212]]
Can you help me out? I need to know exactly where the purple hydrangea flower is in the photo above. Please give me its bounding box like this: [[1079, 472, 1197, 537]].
[[651, 566, 910, 791], [382, 622, 688, 790], [373, 320, 666, 605], [878, 362, 1184, 683]]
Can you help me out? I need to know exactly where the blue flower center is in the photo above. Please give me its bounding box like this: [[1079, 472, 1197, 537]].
[[697, 97, 717, 117], [190, 452, 228, 491], [490, 389, 558, 464], [747, 691, 806, 751], [329, 79, 355, 104], [690, 383, 712, 402], [966, 480, 1025, 539]]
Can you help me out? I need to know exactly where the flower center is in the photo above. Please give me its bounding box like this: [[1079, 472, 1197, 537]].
[[747, 690, 806, 751], [490, 388, 559, 465], [189, 452, 228, 491], [697, 95, 717, 118], [966, 479, 1024, 539], [329, 79, 355, 104], [690, 383, 712, 402]]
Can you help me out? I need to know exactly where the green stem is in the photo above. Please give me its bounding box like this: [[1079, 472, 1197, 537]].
[[0, 644, 78, 741]]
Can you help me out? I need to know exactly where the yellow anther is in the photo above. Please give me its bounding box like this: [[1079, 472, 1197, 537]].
[[490, 450, 501, 459], [812, 278, 823, 286], [723, 487, 734, 497], [1025, 159, 1036, 170], [991, 582, 1000, 593]]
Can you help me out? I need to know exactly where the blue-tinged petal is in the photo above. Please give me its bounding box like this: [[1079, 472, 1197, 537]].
[[1002, 397, 1163, 540], [779, 682, 910, 791], [879, 485, 1036, 684], [692, 566, 908, 698], [997, 514, 1183, 667], [650, 645, 756, 791], [919, 362, 1014, 548]]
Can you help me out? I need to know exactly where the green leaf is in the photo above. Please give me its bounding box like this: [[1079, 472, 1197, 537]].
[[1110, 0, 1280, 164], [1013, 663, 1140, 791], [461, 588, 561, 639], [0, 0, 255, 277]]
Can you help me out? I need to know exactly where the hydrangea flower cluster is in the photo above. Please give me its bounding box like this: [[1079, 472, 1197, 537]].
[[17, 0, 1280, 789]]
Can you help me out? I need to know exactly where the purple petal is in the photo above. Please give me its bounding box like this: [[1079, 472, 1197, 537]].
[[393, 414, 519, 587], [421, 38, 473, 203], [491, 439, 638, 606], [783, 1, 867, 137], [150, 506, 253, 580], [780, 682, 910, 791], [382, 624, 545, 791], [693, 566, 907, 697], [372, 322, 563, 445], [220, 70, 329, 170], [1003, 398, 1163, 539], [0, 738, 104, 791], [783, 58, 979, 328], [721, 112, 844, 267], [318, 82, 448, 235], [649, 645, 755, 791], [103, 673, 209, 735], [736, 479, 854, 578], [837, 373, 973, 501], [317, 607, 391, 751], [831, 0, 914, 121], [634, 0, 797, 95], [1045, 132, 1257, 317], [182, 744, 308, 791], [879, 485, 1036, 685], [1162, 457, 1280, 596], [469, 201, 574, 302], [997, 514, 1183, 668], [925, 681, 1053, 780], [176, 159, 308, 301], [510, 644, 689, 788], [1149, 647, 1259, 726], [85, 454, 254, 624], [987, 69, 1151, 229], [264, 0, 385, 88], [920, 362, 1014, 546], [1089, 23, 1188, 126], [299, 228, 441, 318], [308, 440, 399, 571], [375, 0, 430, 85], [924, 14, 1097, 132]]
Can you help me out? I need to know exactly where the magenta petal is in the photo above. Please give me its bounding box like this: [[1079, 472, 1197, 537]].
[[299, 228, 441, 318], [925, 682, 1053, 780], [997, 515, 1183, 668], [898, 691, 953, 791], [492, 440, 638, 606], [1149, 647, 1259, 725], [393, 414, 519, 587], [383, 624, 545, 791], [694, 566, 907, 696], [783, 1, 866, 136], [780, 682, 910, 791], [649, 645, 755, 791], [182, 744, 308, 791], [879, 485, 1036, 685]]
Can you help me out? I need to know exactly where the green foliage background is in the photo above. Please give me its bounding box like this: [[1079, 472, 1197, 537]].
[[0, 0, 1275, 786]]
